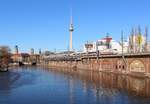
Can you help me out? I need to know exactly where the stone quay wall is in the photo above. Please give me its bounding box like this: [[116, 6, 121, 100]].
[[47, 54, 150, 77]]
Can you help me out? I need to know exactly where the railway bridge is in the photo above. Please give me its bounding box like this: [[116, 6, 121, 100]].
[[46, 53, 150, 77]]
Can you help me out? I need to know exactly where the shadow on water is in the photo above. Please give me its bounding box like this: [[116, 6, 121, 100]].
[[0, 66, 37, 91]]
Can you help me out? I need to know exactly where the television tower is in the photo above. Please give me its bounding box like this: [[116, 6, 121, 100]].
[[69, 9, 74, 51]]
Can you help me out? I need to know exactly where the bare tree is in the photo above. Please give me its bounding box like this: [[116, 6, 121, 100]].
[[0, 46, 11, 71]]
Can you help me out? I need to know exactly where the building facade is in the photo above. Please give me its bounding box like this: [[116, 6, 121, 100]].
[[83, 36, 128, 54]]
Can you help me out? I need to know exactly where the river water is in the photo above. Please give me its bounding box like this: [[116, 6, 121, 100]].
[[0, 66, 150, 104]]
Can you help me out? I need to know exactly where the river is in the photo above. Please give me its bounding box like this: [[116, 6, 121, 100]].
[[0, 66, 150, 104]]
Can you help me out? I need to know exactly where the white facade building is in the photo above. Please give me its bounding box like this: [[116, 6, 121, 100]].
[[83, 37, 128, 54]]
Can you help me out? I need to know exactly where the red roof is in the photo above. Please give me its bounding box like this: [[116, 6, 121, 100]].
[[103, 37, 112, 42]]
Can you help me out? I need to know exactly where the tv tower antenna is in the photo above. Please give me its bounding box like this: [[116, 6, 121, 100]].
[[69, 8, 74, 51]]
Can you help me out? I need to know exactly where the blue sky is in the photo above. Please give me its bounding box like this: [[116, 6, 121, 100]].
[[0, 0, 150, 53]]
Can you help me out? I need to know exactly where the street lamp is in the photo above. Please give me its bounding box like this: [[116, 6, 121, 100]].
[[96, 41, 99, 62]]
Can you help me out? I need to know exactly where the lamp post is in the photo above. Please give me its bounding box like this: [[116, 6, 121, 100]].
[[121, 31, 127, 71], [121, 31, 124, 56], [96, 41, 99, 62], [86, 41, 89, 63]]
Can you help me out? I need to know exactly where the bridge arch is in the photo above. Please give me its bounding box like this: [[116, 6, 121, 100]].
[[129, 60, 145, 72]]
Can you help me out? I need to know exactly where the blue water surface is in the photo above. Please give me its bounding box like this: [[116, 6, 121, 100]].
[[0, 67, 150, 104]]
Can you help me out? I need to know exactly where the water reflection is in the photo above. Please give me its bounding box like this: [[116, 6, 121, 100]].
[[0, 67, 150, 104], [56, 69, 150, 98]]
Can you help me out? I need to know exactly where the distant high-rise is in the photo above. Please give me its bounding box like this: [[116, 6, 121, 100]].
[[69, 9, 74, 51], [14, 45, 19, 54], [39, 49, 42, 55], [30, 48, 34, 55]]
